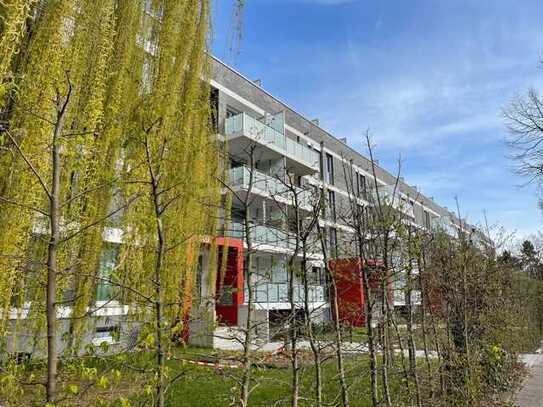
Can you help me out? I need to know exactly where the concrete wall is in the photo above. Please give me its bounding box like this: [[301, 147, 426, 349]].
[[237, 305, 269, 340], [5, 313, 139, 361]]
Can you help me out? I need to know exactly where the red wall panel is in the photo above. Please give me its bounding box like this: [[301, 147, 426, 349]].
[[215, 237, 244, 326], [329, 258, 391, 327]]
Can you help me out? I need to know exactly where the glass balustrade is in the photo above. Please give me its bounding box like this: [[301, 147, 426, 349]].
[[224, 222, 244, 239], [224, 222, 295, 250], [248, 283, 325, 303], [227, 166, 312, 210], [370, 185, 415, 218], [225, 113, 319, 170], [432, 216, 457, 236], [227, 166, 284, 196]]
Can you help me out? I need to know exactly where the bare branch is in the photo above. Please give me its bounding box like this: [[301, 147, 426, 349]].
[[2, 128, 52, 199], [0, 195, 49, 217]]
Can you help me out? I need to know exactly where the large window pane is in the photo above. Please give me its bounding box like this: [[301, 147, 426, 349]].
[[96, 244, 120, 302]]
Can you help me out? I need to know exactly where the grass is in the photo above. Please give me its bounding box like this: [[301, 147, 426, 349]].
[[3, 345, 439, 406], [164, 352, 374, 406], [159, 346, 426, 406]]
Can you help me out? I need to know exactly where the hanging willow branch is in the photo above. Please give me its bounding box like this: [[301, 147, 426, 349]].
[[0, 0, 219, 404]]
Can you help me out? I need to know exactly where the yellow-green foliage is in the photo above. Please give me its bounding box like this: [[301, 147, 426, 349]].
[[0, 0, 218, 359], [0, 0, 75, 341], [0, 0, 36, 104], [121, 0, 219, 331]]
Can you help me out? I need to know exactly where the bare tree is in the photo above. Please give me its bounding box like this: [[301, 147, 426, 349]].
[[317, 220, 351, 407], [281, 172, 303, 407], [277, 173, 326, 407], [505, 85, 543, 184], [219, 143, 262, 407], [339, 143, 378, 407], [298, 188, 327, 407]]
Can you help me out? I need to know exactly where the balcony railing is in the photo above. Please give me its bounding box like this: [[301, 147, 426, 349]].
[[228, 166, 284, 196], [432, 216, 457, 236], [247, 282, 326, 303], [225, 113, 319, 170], [370, 185, 415, 219], [224, 222, 296, 251], [227, 166, 312, 209]]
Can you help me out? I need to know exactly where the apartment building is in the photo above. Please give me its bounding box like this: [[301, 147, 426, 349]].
[[188, 56, 487, 346], [3, 49, 486, 352]]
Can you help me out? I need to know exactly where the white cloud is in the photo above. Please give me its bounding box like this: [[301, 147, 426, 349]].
[[218, 0, 543, 234]]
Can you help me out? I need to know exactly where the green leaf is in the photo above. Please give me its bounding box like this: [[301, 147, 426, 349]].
[[67, 384, 79, 395], [97, 375, 109, 389], [118, 397, 131, 407], [112, 368, 122, 381], [144, 333, 155, 348], [99, 340, 110, 353]]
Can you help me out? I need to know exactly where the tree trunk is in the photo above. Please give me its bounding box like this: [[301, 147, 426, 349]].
[[150, 158, 166, 407], [301, 245, 323, 407], [361, 256, 378, 407], [287, 194, 301, 407], [330, 274, 350, 407], [318, 223, 349, 407], [418, 254, 435, 402], [390, 310, 411, 396], [240, 218, 255, 407], [46, 96, 68, 403], [405, 259, 422, 407], [288, 257, 299, 407], [380, 236, 392, 407], [153, 218, 165, 407], [380, 276, 392, 407], [240, 154, 256, 407]]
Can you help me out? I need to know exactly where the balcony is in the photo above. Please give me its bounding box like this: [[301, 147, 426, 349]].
[[224, 222, 296, 252], [225, 113, 319, 175], [227, 166, 312, 211], [432, 216, 457, 236], [370, 185, 415, 219], [248, 282, 326, 304]]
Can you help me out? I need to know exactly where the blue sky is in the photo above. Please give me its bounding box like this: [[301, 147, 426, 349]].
[[212, 0, 543, 239]]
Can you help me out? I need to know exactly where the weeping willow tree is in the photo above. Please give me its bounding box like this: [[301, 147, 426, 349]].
[[118, 1, 220, 406], [0, 0, 36, 104], [0, 1, 122, 402], [0, 0, 219, 405]]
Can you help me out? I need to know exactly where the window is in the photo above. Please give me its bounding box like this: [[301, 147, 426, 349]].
[[310, 266, 325, 285], [225, 107, 241, 135], [319, 151, 324, 181], [226, 106, 240, 118], [424, 210, 431, 229], [328, 190, 336, 221], [96, 244, 120, 302], [325, 153, 334, 185], [271, 259, 287, 283], [196, 254, 204, 304], [210, 87, 219, 132], [329, 227, 338, 257], [357, 172, 367, 199]]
